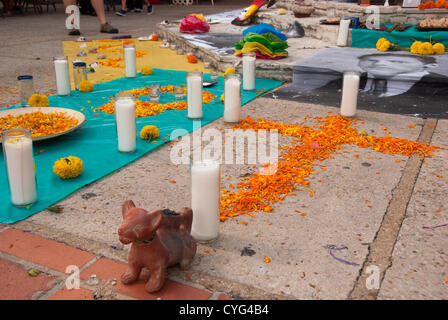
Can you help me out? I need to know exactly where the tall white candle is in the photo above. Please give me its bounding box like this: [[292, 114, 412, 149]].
[[187, 71, 203, 119], [242, 52, 256, 91], [340, 71, 360, 117], [2, 129, 37, 206], [124, 45, 137, 78], [224, 74, 241, 123], [191, 159, 220, 242], [54, 56, 71, 96], [337, 19, 351, 47], [114, 93, 136, 153]]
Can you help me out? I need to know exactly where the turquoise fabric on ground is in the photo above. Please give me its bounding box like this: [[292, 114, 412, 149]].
[[351, 24, 448, 49], [0, 68, 282, 224]]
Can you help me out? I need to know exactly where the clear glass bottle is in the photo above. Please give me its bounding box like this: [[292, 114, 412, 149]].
[[17, 75, 34, 106], [2, 128, 37, 207], [114, 92, 136, 153], [73, 62, 87, 90]]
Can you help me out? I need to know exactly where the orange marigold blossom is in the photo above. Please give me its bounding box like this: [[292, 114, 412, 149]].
[[0, 111, 79, 138], [219, 115, 442, 221]]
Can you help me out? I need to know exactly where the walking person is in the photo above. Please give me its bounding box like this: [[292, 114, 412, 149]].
[[116, 0, 158, 16], [64, 0, 119, 35]]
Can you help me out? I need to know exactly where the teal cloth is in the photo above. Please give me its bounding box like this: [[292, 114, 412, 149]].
[[351, 24, 448, 49], [0, 69, 283, 224]]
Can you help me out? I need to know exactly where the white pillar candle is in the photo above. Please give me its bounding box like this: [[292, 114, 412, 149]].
[[54, 56, 71, 96], [340, 71, 360, 117], [124, 44, 137, 78], [2, 129, 37, 207], [224, 73, 241, 123], [187, 71, 203, 119], [337, 19, 351, 47], [242, 52, 256, 91], [114, 93, 136, 153], [191, 159, 220, 242]]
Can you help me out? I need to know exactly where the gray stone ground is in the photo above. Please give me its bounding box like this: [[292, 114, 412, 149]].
[[1, 3, 447, 299]]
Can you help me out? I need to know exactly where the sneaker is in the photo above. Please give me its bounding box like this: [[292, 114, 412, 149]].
[[115, 9, 126, 16], [100, 22, 119, 34], [147, 4, 153, 15], [133, 8, 142, 12], [68, 29, 81, 36]]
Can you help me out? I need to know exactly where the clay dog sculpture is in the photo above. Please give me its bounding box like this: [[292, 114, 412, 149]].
[[118, 200, 197, 293]]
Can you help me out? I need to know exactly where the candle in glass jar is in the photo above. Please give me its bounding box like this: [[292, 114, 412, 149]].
[[337, 19, 351, 47], [187, 71, 203, 119], [54, 56, 71, 96], [190, 159, 220, 242], [242, 52, 256, 91], [340, 71, 360, 117], [124, 44, 137, 78], [224, 73, 241, 123], [2, 129, 37, 207], [114, 93, 136, 153]]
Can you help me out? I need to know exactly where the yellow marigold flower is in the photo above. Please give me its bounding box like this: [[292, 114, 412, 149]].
[[377, 40, 391, 52], [220, 93, 224, 102], [141, 66, 153, 75], [223, 67, 235, 75], [28, 94, 49, 107], [53, 156, 83, 179], [410, 41, 422, 54], [432, 43, 445, 55], [376, 38, 387, 50], [79, 80, 93, 92], [140, 125, 159, 140], [277, 8, 286, 15], [419, 42, 434, 55]]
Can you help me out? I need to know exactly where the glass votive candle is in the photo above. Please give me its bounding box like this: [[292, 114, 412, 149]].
[[149, 84, 161, 103], [223, 73, 241, 123], [242, 52, 256, 91], [114, 92, 136, 153], [17, 75, 34, 106], [186, 71, 203, 119], [176, 48, 184, 55], [73, 62, 87, 90], [2, 128, 37, 207], [340, 71, 360, 117], [174, 85, 184, 99], [53, 56, 71, 96], [124, 44, 137, 78], [210, 71, 218, 82], [190, 158, 221, 242]]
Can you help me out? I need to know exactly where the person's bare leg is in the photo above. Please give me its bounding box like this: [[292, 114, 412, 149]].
[[90, 0, 119, 33], [90, 0, 106, 25]]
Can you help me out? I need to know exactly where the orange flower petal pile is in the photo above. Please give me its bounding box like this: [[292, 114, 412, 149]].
[[0, 111, 79, 138], [219, 115, 442, 221], [93, 87, 216, 118]]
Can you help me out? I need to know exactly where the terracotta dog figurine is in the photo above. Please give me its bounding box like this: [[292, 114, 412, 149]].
[[118, 200, 197, 293]]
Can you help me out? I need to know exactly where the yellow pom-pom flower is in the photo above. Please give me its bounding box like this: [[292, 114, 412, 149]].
[[223, 67, 235, 75], [79, 80, 93, 92], [220, 93, 224, 102], [53, 156, 83, 179], [376, 38, 387, 50], [410, 41, 422, 54], [419, 42, 434, 55], [141, 66, 153, 75], [432, 43, 445, 55], [140, 125, 159, 140], [377, 39, 391, 52], [277, 8, 286, 15], [28, 94, 49, 107]]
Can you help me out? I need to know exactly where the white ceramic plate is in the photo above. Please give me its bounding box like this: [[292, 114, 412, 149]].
[[0, 107, 86, 142]]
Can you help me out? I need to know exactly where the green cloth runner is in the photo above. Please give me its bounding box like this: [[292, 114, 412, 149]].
[[0, 68, 283, 224], [351, 24, 448, 49]]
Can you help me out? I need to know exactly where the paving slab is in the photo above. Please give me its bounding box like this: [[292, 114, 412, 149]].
[[377, 119, 448, 300], [22, 98, 428, 299]]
